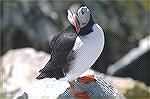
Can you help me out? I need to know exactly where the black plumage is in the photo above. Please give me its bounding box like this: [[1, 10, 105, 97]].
[[36, 24, 77, 80]]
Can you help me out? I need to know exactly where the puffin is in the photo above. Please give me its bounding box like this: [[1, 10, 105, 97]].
[[36, 4, 105, 98]]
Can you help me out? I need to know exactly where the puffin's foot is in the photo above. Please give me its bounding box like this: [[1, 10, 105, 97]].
[[69, 82, 90, 99], [77, 75, 96, 83], [75, 92, 90, 99]]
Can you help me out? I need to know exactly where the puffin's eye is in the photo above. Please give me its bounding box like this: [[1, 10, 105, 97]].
[[81, 10, 84, 15], [81, 8, 87, 15]]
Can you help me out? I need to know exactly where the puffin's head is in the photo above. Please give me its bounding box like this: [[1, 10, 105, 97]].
[[67, 4, 91, 33]]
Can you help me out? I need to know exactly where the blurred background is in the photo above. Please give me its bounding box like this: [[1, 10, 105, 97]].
[[1, 0, 150, 99]]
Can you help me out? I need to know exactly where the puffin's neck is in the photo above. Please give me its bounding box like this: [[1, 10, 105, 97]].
[[79, 14, 95, 36]]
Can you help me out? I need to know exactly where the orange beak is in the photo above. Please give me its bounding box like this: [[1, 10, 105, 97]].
[[73, 15, 80, 33]]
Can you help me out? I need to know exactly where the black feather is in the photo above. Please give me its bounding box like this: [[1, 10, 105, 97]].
[[36, 24, 77, 80]]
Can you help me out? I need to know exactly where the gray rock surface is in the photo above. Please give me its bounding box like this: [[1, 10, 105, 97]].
[[14, 74, 125, 99], [2, 48, 125, 99]]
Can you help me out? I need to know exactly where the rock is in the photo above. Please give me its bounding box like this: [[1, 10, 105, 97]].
[[103, 74, 150, 98], [13, 72, 127, 99], [2, 48, 50, 98], [2, 48, 126, 98], [14, 78, 70, 99]]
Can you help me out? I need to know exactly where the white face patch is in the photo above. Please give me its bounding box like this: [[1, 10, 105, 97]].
[[73, 36, 83, 51], [67, 10, 73, 24]]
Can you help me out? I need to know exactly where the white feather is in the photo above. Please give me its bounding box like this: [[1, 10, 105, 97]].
[[60, 23, 105, 82], [73, 36, 83, 51]]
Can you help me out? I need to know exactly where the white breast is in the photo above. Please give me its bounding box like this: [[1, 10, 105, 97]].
[[61, 24, 105, 82]]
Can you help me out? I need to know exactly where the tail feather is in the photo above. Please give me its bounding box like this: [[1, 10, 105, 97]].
[[36, 73, 47, 80], [39, 62, 52, 73], [39, 69, 43, 73], [36, 68, 65, 80]]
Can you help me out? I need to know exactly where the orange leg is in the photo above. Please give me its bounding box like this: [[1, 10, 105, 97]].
[[77, 75, 96, 83], [69, 82, 77, 96], [69, 82, 90, 99]]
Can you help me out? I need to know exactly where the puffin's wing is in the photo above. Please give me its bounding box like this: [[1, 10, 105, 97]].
[[36, 30, 77, 79], [49, 33, 62, 54]]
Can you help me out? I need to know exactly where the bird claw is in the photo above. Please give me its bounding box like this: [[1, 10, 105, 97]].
[[77, 75, 96, 83]]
